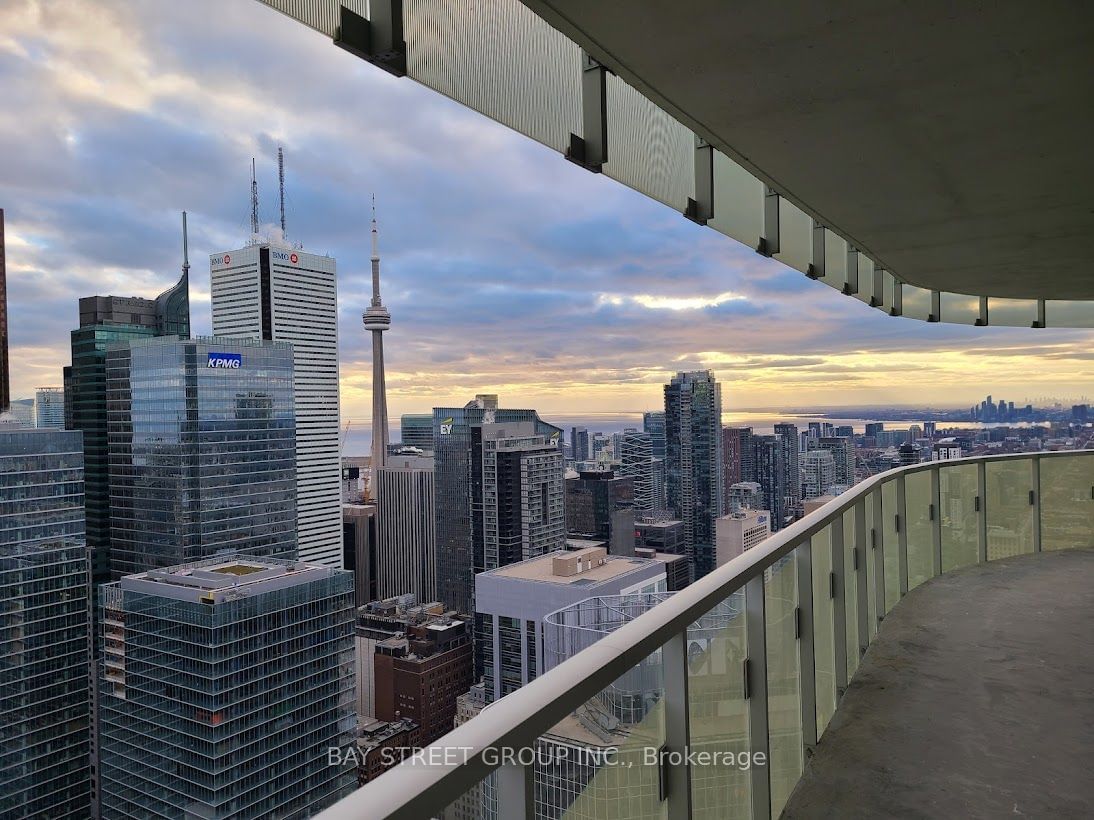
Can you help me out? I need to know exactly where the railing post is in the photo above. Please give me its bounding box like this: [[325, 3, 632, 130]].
[[745, 575, 771, 820], [930, 467, 943, 578], [872, 489, 886, 627], [1032, 455, 1042, 552], [663, 631, 693, 819], [566, 52, 608, 172], [854, 500, 869, 655], [759, 185, 780, 256], [796, 542, 818, 752], [896, 474, 909, 596], [830, 516, 848, 695], [496, 761, 534, 820], [977, 461, 988, 563]]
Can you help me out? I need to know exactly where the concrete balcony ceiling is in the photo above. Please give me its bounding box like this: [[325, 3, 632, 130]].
[[523, 1, 1094, 300]]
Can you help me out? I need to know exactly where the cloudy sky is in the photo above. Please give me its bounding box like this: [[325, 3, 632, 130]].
[[2, 0, 1090, 427]]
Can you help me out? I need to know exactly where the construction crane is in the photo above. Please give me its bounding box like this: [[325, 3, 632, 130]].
[[340, 420, 351, 455]]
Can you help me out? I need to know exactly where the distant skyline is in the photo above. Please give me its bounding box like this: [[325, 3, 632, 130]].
[[1, 0, 1091, 421]]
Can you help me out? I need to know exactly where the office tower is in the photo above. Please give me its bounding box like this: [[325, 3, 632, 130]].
[[97, 555, 356, 818], [715, 509, 772, 566], [364, 205, 392, 473], [642, 410, 667, 459], [651, 457, 667, 510], [374, 452, 436, 601], [570, 426, 590, 462], [634, 514, 687, 555], [818, 436, 856, 486], [565, 469, 635, 555], [34, 386, 64, 428], [801, 450, 837, 499], [0, 209, 7, 413], [342, 501, 377, 606], [591, 432, 613, 463], [355, 597, 445, 718], [373, 614, 474, 744], [836, 424, 855, 438], [722, 426, 749, 497], [0, 430, 90, 818], [65, 275, 189, 585], [475, 422, 565, 574], [619, 430, 654, 513], [752, 436, 787, 530], [432, 395, 561, 616], [400, 413, 434, 450], [728, 480, 764, 512], [924, 421, 937, 438], [807, 421, 822, 438], [211, 241, 341, 566], [475, 546, 665, 702], [106, 336, 296, 577], [898, 441, 921, 466], [664, 370, 724, 578], [821, 422, 835, 437], [1072, 404, 1089, 423], [773, 422, 801, 515], [865, 422, 884, 438]]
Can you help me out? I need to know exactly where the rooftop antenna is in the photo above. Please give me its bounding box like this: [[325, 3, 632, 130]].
[[278, 147, 286, 237], [181, 211, 190, 283], [250, 157, 259, 241]]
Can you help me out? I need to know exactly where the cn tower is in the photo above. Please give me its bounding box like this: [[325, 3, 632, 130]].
[[363, 198, 391, 472]]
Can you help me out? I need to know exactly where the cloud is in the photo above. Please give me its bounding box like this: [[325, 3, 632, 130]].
[[0, 0, 1090, 426]]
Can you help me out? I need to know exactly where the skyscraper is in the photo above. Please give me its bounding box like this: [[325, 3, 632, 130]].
[[774, 422, 802, 517], [97, 555, 357, 818], [565, 469, 635, 555], [474, 422, 565, 574], [364, 203, 391, 471], [211, 240, 342, 566], [722, 426, 754, 506], [664, 371, 724, 578], [0, 208, 8, 413], [399, 413, 434, 450], [753, 435, 787, 530], [819, 436, 856, 486], [570, 426, 590, 462], [0, 430, 90, 819], [34, 386, 65, 428], [65, 264, 189, 585], [642, 410, 667, 459], [105, 336, 296, 577], [374, 453, 436, 601], [801, 450, 837, 499], [619, 429, 655, 513], [432, 395, 561, 616]]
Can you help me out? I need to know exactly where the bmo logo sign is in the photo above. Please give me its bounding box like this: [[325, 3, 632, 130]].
[[207, 352, 242, 369], [272, 250, 299, 264], [211, 254, 231, 267]]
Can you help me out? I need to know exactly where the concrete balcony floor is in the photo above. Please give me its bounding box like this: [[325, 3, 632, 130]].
[[783, 547, 1094, 819]]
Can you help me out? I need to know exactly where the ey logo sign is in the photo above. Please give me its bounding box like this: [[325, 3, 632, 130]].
[[440, 417, 454, 435]]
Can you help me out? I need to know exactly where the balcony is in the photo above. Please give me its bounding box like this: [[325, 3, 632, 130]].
[[315, 450, 1092, 818]]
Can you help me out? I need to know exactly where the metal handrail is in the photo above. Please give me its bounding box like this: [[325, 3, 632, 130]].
[[318, 450, 1091, 819]]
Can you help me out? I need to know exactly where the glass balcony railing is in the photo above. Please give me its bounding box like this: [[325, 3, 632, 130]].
[[258, 0, 1094, 328], [315, 450, 1092, 820]]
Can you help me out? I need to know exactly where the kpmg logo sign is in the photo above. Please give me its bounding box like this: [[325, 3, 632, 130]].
[[207, 352, 242, 369]]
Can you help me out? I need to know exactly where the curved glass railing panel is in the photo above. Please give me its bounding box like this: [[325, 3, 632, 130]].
[[403, 0, 582, 154], [604, 74, 694, 212], [901, 284, 934, 321], [904, 471, 934, 590], [880, 479, 902, 612], [986, 459, 1035, 559], [940, 292, 981, 325], [988, 297, 1039, 328], [1045, 301, 1094, 328], [765, 549, 802, 819], [688, 592, 750, 820], [709, 152, 764, 248], [940, 463, 980, 571], [841, 508, 860, 680], [810, 525, 837, 739], [773, 199, 812, 275], [1040, 456, 1094, 552]]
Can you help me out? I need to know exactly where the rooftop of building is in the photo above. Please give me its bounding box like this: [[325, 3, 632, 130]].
[[117, 554, 337, 603], [484, 547, 659, 587]]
